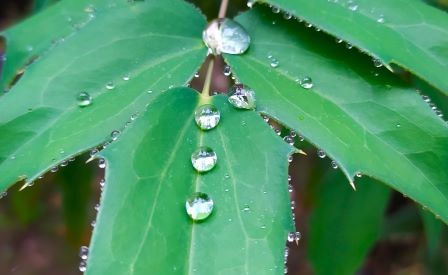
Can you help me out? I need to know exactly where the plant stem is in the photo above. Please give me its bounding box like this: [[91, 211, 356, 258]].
[[201, 58, 214, 98], [218, 0, 229, 18]]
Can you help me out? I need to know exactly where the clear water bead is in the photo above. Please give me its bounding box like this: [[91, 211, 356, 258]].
[[98, 158, 106, 169], [228, 84, 256, 110], [372, 58, 383, 68], [300, 77, 313, 89], [106, 82, 115, 90], [77, 92, 92, 107], [202, 18, 250, 55], [317, 149, 326, 158], [79, 246, 89, 260], [331, 160, 339, 169], [185, 192, 214, 221], [270, 58, 279, 68], [223, 65, 231, 76], [247, 0, 256, 8], [79, 261, 87, 272], [194, 104, 221, 130], [287, 231, 302, 243], [191, 146, 217, 172], [110, 130, 120, 141]]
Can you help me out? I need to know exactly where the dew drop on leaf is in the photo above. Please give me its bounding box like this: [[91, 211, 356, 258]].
[[300, 77, 313, 89], [77, 92, 92, 107], [331, 160, 339, 169], [372, 58, 383, 68], [377, 15, 385, 23], [270, 58, 279, 68], [191, 146, 217, 172], [272, 6, 280, 13], [247, 0, 256, 8], [110, 130, 120, 141], [202, 18, 250, 55], [194, 104, 221, 130], [287, 231, 302, 243], [98, 158, 106, 169], [79, 246, 89, 260], [228, 84, 256, 110], [223, 65, 231, 76], [106, 82, 115, 90], [283, 135, 294, 145], [79, 261, 87, 272], [185, 192, 214, 221], [317, 149, 326, 158]]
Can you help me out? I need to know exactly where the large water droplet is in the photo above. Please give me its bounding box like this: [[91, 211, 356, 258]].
[[191, 146, 217, 172], [228, 84, 256, 110], [185, 192, 214, 221], [194, 104, 221, 130], [77, 92, 92, 107], [202, 18, 250, 55]]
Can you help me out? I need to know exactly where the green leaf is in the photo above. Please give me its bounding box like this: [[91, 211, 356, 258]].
[[308, 170, 390, 275], [262, 0, 448, 94], [0, 0, 207, 191], [87, 88, 294, 274], [225, 7, 448, 222], [33, 0, 60, 14]]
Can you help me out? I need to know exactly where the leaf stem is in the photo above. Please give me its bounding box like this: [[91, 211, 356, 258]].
[[201, 58, 215, 98], [218, 0, 229, 18]]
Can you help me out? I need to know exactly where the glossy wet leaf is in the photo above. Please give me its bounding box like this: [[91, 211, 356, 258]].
[[88, 88, 294, 274], [263, 0, 448, 94], [308, 170, 390, 275], [225, 7, 448, 222], [0, 0, 207, 191]]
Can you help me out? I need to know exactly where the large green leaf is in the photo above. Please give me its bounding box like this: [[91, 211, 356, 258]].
[[0, 0, 207, 191], [308, 170, 390, 275], [225, 7, 448, 222], [87, 88, 294, 274], [261, 0, 448, 94]]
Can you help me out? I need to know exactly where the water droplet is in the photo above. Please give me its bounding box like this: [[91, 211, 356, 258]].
[[194, 72, 200, 78], [335, 38, 344, 44], [377, 15, 385, 23], [345, 43, 353, 49], [300, 77, 313, 89], [287, 232, 301, 243], [396, 123, 401, 128], [283, 136, 294, 145], [191, 146, 217, 172], [185, 192, 214, 221], [372, 58, 383, 68], [288, 184, 293, 193], [288, 175, 291, 182], [275, 129, 281, 136], [91, 220, 96, 227], [98, 158, 106, 169], [355, 171, 362, 178], [317, 149, 326, 158], [202, 18, 250, 55], [60, 160, 69, 167], [51, 166, 58, 173], [79, 246, 89, 260], [0, 191, 7, 199], [288, 155, 293, 162], [331, 160, 338, 169], [283, 12, 292, 20], [348, 3, 358, 11], [99, 179, 106, 187], [242, 204, 251, 212], [106, 82, 115, 90], [94, 204, 100, 211], [422, 95, 430, 102], [305, 22, 313, 28], [77, 92, 92, 107], [110, 130, 120, 141], [290, 130, 297, 137], [247, 0, 256, 8], [270, 58, 279, 68], [223, 65, 231, 76], [147, 90, 153, 94], [90, 148, 98, 156], [10, 155, 16, 160], [79, 261, 87, 272], [194, 104, 221, 130], [272, 6, 280, 13], [122, 74, 130, 81], [228, 84, 256, 110]]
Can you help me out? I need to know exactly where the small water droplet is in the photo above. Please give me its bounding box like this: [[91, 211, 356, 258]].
[[99, 179, 106, 187], [0, 191, 7, 199], [91, 220, 96, 227], [335, 38, 344, 44], [228, 84, 256, 110], [272, 6, 280, 13], [223, 65, 231, 76], [51, 166, 58, 173], [79, 246, 89, 260], [191, 146, 217, 172], [94, 204, 100, 211], [90, 148, 98, 156], [122, 74, 130, 81], [288, 155, 293, 163], [355, 171, 362, 178], [396, 123, 401, 128], [345, 43, 353, 49], [422, 95, 430, 102], [305, 22, 313, 28], [290, 130, 297, 137], [288, 175, 292, 182], [317, 149, 326, 158], [147, 90, 153, 94], [348, 3, 358, 11], [300, 77, 313, 89], [283, 136, 294, 145], [194, 104, 221, 130], [79, 261, 87, 272], [185, 192, 214, 221], [242, 204, 251, 212], [98, 158, 106, 169], [106, 82, 115, 90], [77, 92, 92, 107], [275, 129, 281, 136], [377, 15, 385, 23], [288, 184, 293, 193], [247, 0, 256, 8], [372, 58, 383, 68], [270, 58, 279, 68], [203, 18, 250, 55], [287, 231, 301, 243], [110, 130, 120, 141], [331, 160, 338, 169], [60, 160, 69, 167], [194, 72, 200, 78], [283, 12, 292, 20]]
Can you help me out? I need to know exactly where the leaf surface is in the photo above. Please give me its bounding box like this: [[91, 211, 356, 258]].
[[308, 170, 390, 275], [88, 88, 294, 274], [225, 7, 448, 222], [263, 0, 448, 94], [0, 0, 207, 191]]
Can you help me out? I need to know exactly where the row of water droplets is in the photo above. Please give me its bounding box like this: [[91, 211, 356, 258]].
[[202, 16, 303, 273]]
